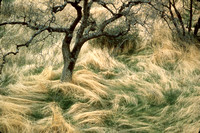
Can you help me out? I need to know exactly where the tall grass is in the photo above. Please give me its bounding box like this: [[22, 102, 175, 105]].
[[1, 1, 200, 133]]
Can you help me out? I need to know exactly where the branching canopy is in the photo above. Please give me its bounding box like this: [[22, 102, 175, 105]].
[[0, 0, 150, 81]]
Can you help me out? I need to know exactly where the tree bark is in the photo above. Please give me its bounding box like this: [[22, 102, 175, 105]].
[[60, 35, 83, 82], [0, 0, 1, 6], [60, 35, 73, 82], [168, 0, 181, 35], [171, 0, 185, 36], [188, 0, 193, 33], [194, 17, 200, 36], [61, 61, 73, 82]]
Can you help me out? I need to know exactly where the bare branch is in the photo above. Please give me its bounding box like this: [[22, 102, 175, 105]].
[[0, 21, 70, 33], [0, 27, 47, 75], [82, 0, 150, 42], [0, 0, 152, 81], [52, 0, 68, 13], [69, 1, 82, 31], [95, 0, 116, 15], [171, 1, 185, 35]]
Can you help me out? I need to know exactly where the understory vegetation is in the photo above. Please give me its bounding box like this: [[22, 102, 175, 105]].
[[1, 0, 200, 133], [0, 22, 200, 132]]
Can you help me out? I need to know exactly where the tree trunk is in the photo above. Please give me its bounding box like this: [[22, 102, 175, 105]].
[[60, 35, 73, 82], [171, 1, 185, 36], [168, 0, 181, 35], [61, 52, 77, 82], [0, 0, 2, 11], [61, 61, 72, 82], [60, 35, 83, 82], [61, 59, 76, 82], [188, 0, 193, 33], [194, 17, 200, 36]]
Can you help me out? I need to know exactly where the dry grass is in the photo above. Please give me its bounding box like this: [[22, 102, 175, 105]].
[[1, 23, 200, 132], [1, 1, 200, 133]]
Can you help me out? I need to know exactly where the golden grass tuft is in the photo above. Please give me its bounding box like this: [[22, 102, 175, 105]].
[[175, 45, 200, 75], [112, 94, 138, 111], [0, 99, 31, 115], [151, 22, 183, 66], [78, 48, 125, 71], [0, 114, 32, 133], [33, 103, 76, 133], [73, 70, 108, 98], [73, 110, 112, 126], [40, 67, 61, 80]]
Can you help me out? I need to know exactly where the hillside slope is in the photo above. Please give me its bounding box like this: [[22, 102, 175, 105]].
[[1, 22, 200, 133]]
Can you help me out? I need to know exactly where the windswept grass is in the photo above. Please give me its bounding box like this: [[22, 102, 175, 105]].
[[1, 2, 200, 132]]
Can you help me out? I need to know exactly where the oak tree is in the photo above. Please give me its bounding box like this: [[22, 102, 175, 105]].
[[0, 0, 150, 82]]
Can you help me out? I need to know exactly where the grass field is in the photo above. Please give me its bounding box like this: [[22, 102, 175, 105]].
[[1, 22, 200, 133], [1, 1, 200, 133]]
